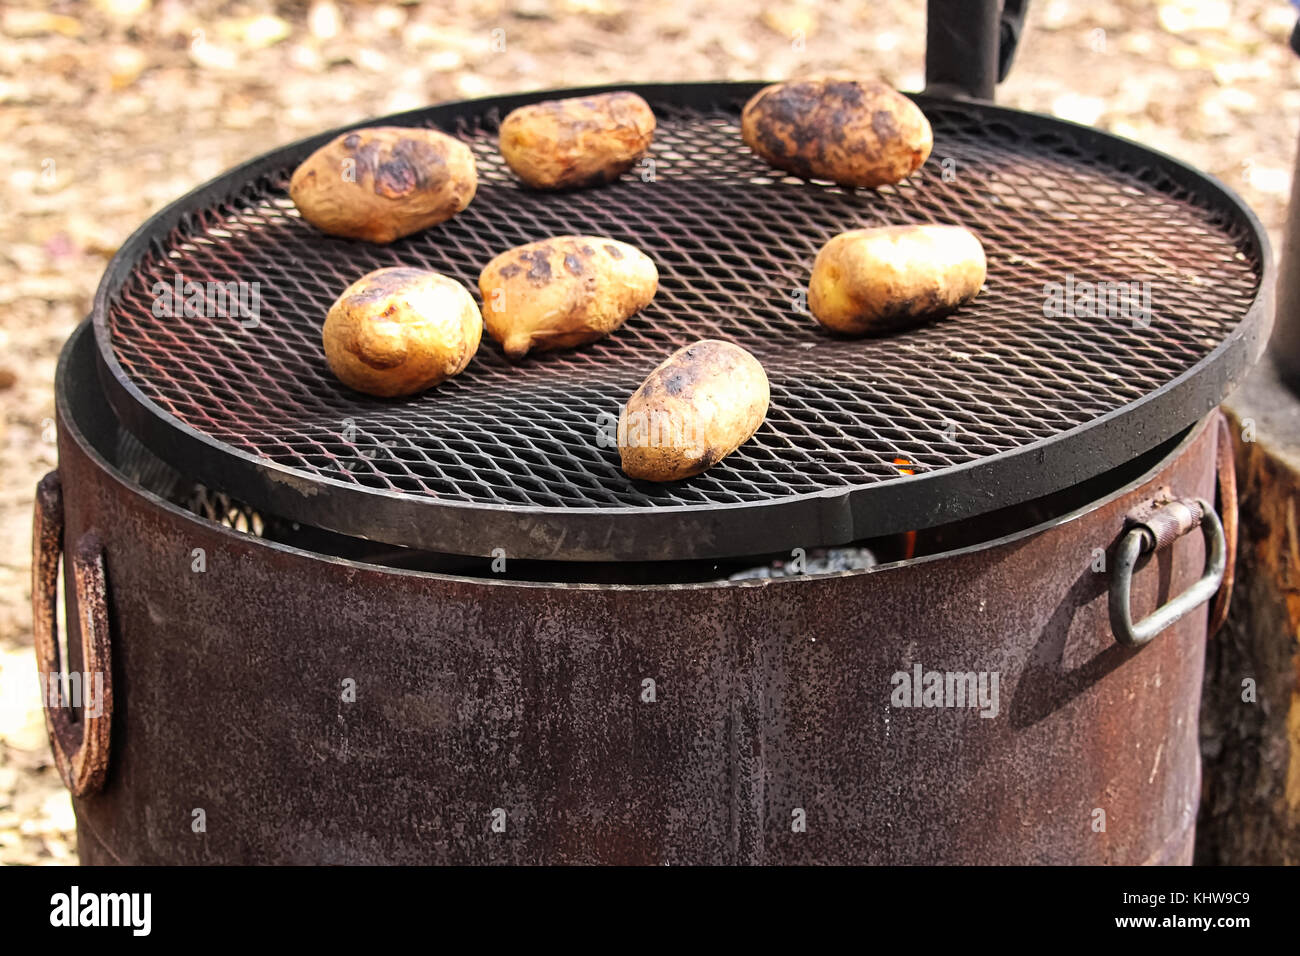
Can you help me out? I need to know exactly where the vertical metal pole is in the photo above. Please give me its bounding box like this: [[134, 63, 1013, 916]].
[[1269, 24, 1300, 390], [925, 0, 1001, 101]]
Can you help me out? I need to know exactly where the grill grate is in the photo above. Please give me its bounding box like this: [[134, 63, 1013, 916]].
[[96, 86, 1266, 559]]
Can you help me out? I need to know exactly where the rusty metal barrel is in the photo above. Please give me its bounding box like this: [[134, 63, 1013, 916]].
[[44, 323, 1225, 865]]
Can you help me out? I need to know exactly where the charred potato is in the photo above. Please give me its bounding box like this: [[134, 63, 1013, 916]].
[[808, 225, 986, 335], [478, 236, 658, 359], [499, 92, 656, 190], [619, 340, 769, 482], [741, 77, 932, 188], [322, 267, 482, 397], [290, 127, 477, 243]]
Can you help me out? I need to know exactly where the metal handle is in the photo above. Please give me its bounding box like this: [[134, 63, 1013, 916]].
[[1109, 496, 1227, 648], [32, 471, 113, 796], [925, 0, 1030, 101], [997, 0, 1030, 83], [1207, 411, 1238, 637]]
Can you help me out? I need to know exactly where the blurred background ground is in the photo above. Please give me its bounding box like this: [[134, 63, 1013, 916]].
[[2, 0, 1298, 864]]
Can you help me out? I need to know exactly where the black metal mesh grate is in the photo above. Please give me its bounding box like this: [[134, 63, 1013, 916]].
[[104, 94, 1261, 514]]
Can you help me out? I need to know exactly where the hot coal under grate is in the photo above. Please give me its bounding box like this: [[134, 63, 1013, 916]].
[[94, 84, 1267, 560]]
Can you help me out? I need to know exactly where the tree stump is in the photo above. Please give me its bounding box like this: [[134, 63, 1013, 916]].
[[1198, 356, 1300, 864]]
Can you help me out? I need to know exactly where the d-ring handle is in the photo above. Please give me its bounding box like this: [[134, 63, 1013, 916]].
[[1206, 411, 1238, 638], [1109, 496, 1226, 648], [32, 471, 113, 796]]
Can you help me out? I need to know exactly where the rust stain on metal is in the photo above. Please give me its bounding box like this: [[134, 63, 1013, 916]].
[[260, 466, 323, 497], [31, 471, 113, 797]]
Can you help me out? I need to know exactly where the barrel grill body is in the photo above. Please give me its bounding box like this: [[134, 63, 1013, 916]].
[[52, 323, 1220, 865]]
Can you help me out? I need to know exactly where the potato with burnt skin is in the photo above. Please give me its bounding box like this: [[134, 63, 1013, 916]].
[[808, 225, 986, 335], [322, 267, 482, 397], [290, 127, 477, 243], [498, 92, 656, 190], [741, 77, 932, 188], [478, 236, 658, 359], [619, 340, 769, 482]]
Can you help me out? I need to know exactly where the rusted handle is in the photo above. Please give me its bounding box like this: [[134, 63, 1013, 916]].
[[32, 471, 113, 796], [1109, 495, 1227, 649], [1207, 411, 1238, 638]]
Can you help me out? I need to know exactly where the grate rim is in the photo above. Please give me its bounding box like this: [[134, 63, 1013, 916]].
[[92, 83, 1270, 560]]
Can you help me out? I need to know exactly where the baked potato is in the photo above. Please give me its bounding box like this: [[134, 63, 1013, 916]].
[[322, 267, 482, 397], [619, 340, 769, 482], [808, 225, 986, 335], [478, 235, 658, 359], [290, 126, 477, 243], [741, 77, 932, 188], [498, 92, 656, 190]]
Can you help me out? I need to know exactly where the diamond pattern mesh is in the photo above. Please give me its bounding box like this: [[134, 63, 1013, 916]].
[[103, 94, 1261, 513]]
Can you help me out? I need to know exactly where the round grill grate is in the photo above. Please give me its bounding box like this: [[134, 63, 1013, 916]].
[[94, 84, 1269, 560]]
